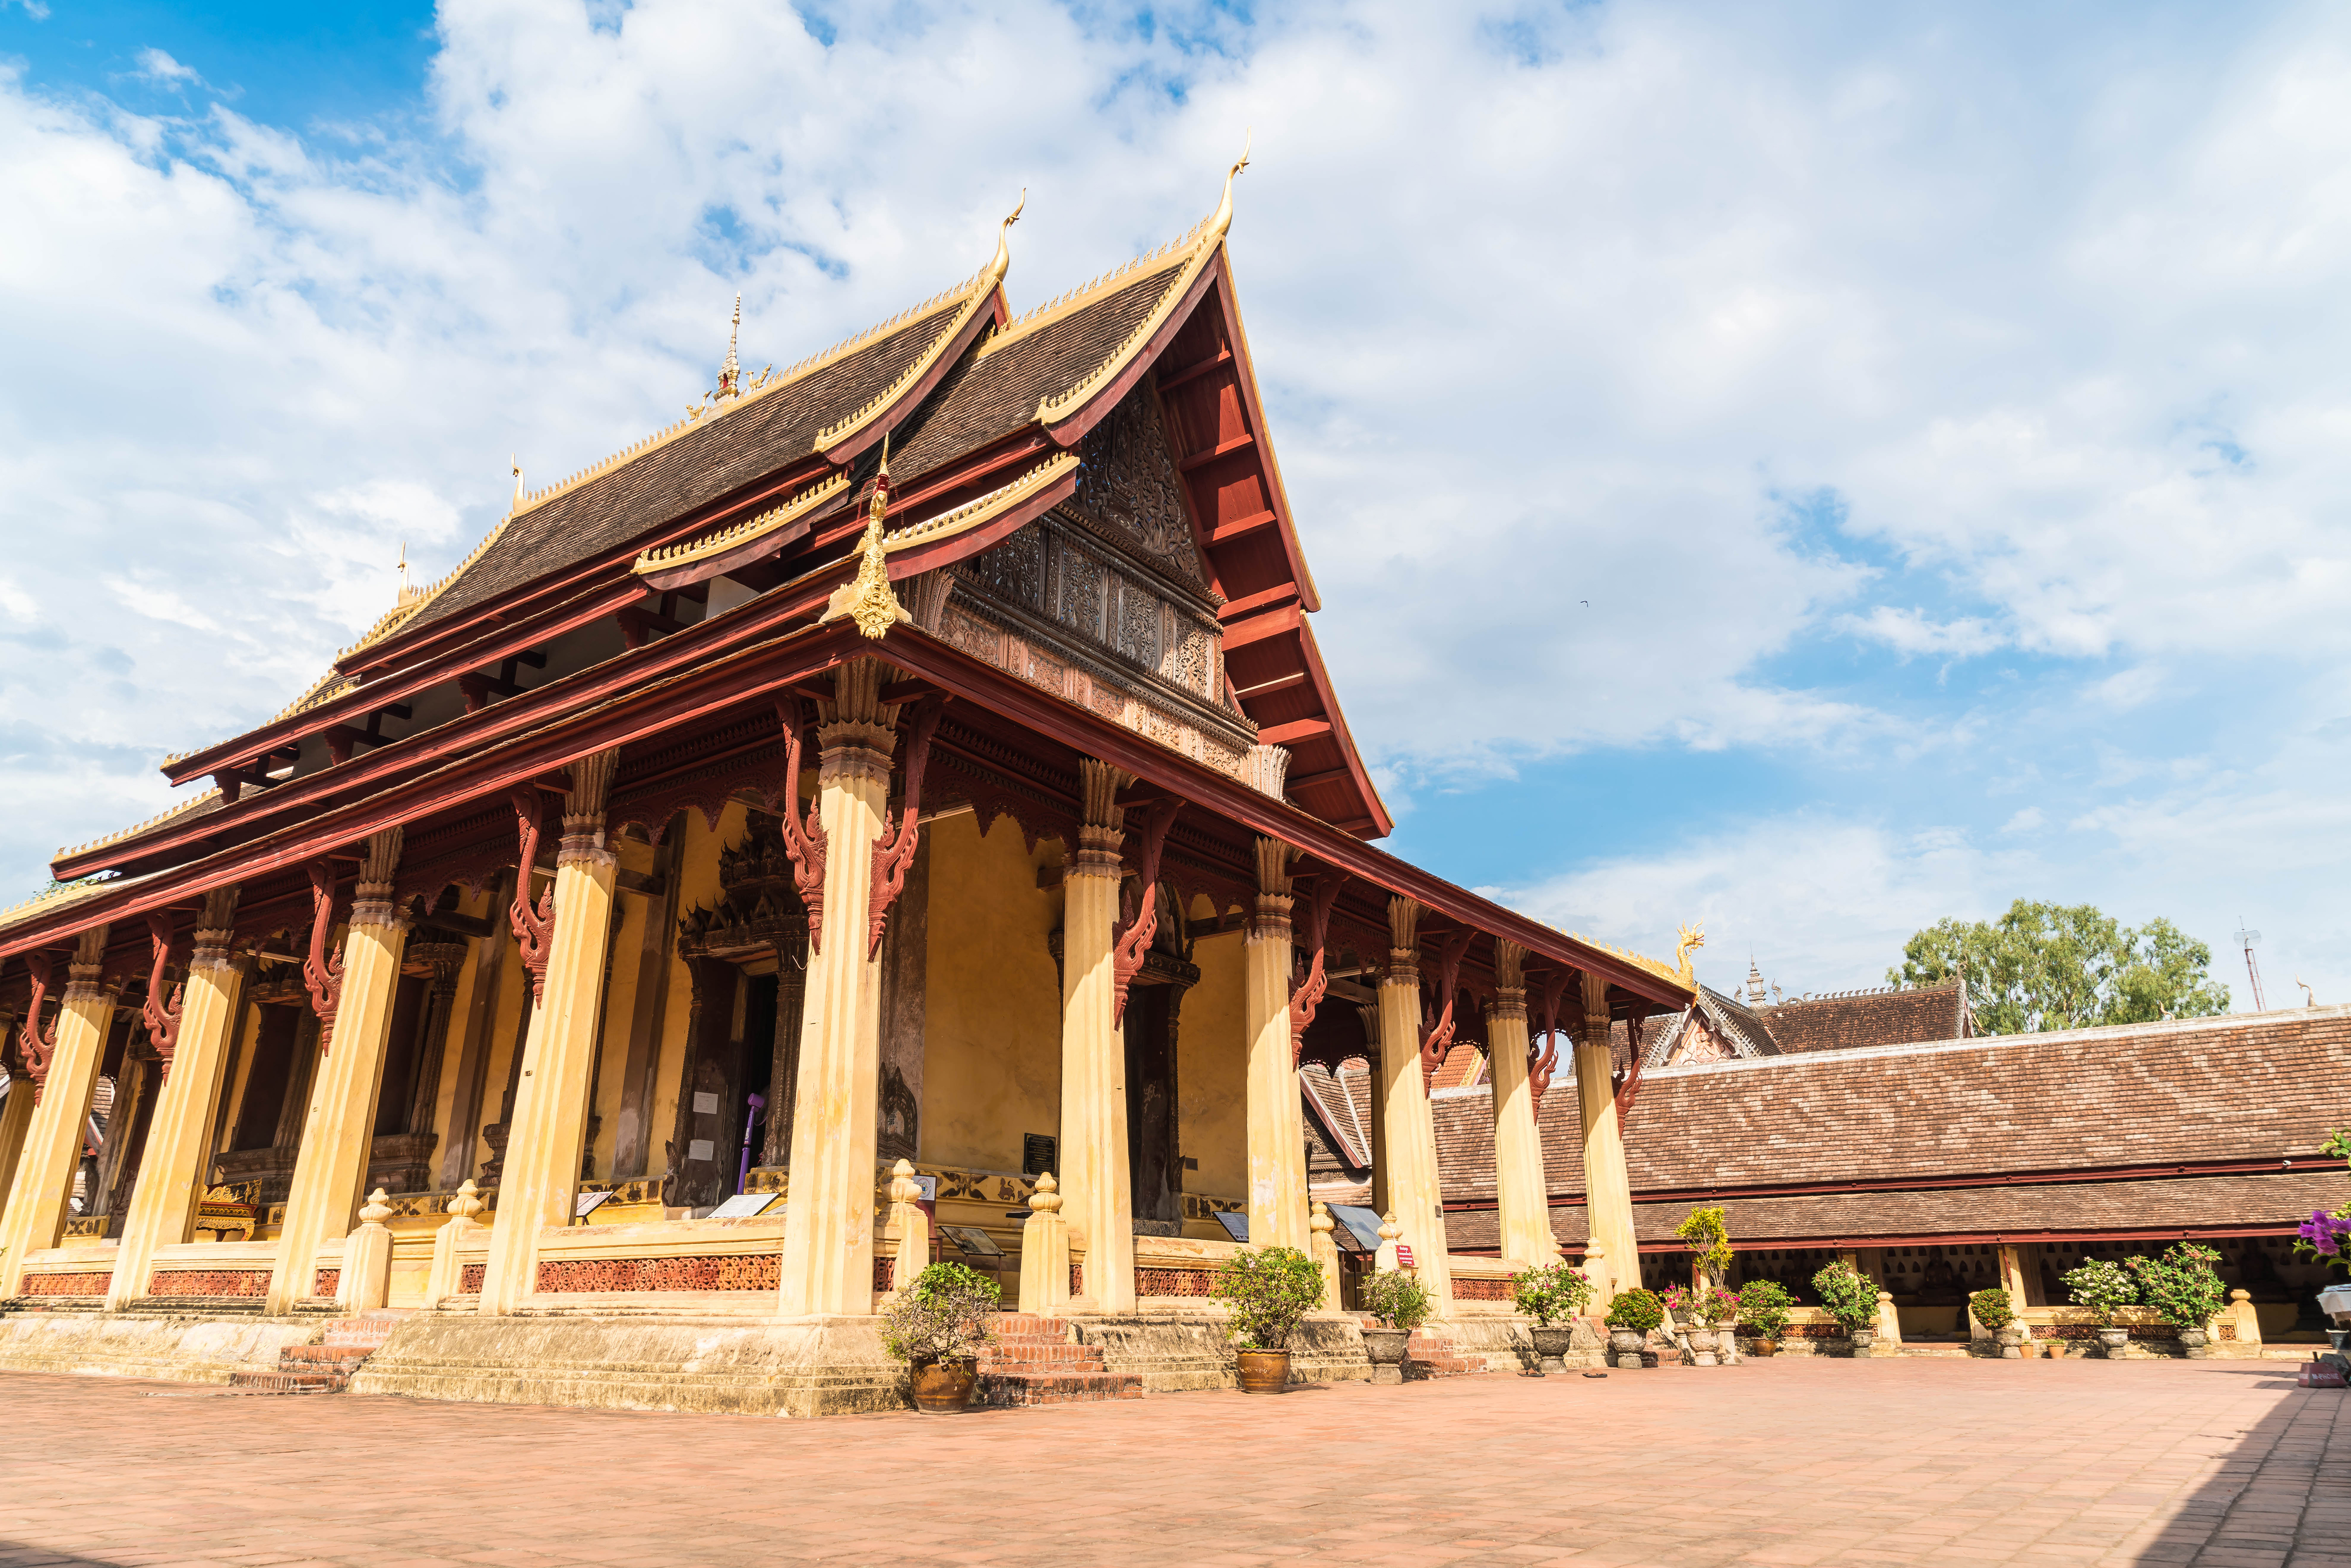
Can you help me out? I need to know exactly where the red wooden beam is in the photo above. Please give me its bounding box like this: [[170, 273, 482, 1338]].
[[1205, 509, 1278, 546], [1255, 717, 1332, 748]]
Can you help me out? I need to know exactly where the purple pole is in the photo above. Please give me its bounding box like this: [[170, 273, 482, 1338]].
[[738, 1092, 766, 1194]]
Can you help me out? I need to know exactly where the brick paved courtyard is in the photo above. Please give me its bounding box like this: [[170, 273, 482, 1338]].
[[0, 1359, 2342, 1568]]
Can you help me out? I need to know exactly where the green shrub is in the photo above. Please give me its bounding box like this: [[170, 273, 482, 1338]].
[[1810, 1261, 1882, 1330], [1968, 1287, 2015, 1332], [1603, 1287, 1664, 1333], [2127, 1243, 2226, 1328], [2061, 1257, 2137, 1325], [1737, 1278, 1792, 1338], [1509, 1262, 1594, 1326], [1360, 1268, 1433, 1332], [878, 1261, 1001, 1365], [1212, 1246, 1326, 1351]]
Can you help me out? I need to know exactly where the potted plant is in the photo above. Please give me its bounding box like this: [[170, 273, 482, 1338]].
[[2061, 1257, 2138, 1356], [1212, 1246, 1327, 1394], [1359, 1268, 1432, 1382], [2128, 1243, 2227, 1358], [1662, 1283, 1740, 1366], [1811, 1261, 1883, 1357], [879, 1261, 1001, 1413], [1969, 1286, 2025, 1358], [1603, 1288, 1664, 1368], [1738, 1278, 1792, 1356], [1509, 1262, 1594, 1374], [1676, 1207, 1734, 1287]]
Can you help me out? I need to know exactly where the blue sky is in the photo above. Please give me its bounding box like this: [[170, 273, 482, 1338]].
[[2, 0, 2346, 1008]]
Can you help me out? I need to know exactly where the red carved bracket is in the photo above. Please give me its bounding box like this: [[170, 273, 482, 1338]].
[[1286, 869, 1347, 1063], [772, 693, 830, 955], [1418, 926, 1474, 1091], [1111, 795, 1181, 1025], [1528, 968, 1570, 1122], [16, 952, 58, 1104], [142, 911, 187, 1085], [867, 698, 943, 959], [509, 788, 555, 1005], [303, 861, 347, 1051]]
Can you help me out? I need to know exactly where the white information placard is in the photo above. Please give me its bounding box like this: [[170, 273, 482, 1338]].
[[706, 1193, 777, 1219]]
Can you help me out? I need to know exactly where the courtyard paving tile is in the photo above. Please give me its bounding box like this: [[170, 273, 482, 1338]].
[[0, 1358, 2340, 1566]]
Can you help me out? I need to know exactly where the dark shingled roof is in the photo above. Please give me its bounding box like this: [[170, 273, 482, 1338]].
[[887, 263, 1185, 479], [1441, 1170, 2347, 1251], [1431, 1006, 2351, 1203], [401, 298, 969, 635], [1753, 980, 1969, 1054]]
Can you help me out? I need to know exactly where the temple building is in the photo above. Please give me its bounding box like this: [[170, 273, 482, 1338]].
[[0, 166, 1697, 1411]]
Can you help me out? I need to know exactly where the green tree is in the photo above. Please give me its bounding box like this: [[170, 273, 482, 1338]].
[[1889, 900, 2229, 1034]]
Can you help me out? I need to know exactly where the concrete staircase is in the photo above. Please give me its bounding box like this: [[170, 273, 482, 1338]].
[[227, 1314, 399, 1394], [977, 1314, 1144, 1407], [1403, 1328, 1484, 1379]]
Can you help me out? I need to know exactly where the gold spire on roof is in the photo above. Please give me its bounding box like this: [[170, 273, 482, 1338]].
[[819, 437, 911, 640], [717, 294, 742, 400]]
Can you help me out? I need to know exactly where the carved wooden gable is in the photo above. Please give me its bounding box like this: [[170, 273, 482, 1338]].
[[1066, 384, 1206, 587]]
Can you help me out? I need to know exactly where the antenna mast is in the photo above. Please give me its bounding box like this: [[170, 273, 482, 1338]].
[[2234, 920, 2266, 1013]]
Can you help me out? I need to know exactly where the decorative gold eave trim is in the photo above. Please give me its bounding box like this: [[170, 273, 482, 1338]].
[[53, 788, 222, 867], [631, 472, 852, 576], [1033, 234, 1221, 427], [1546, 923, 1694, 992], [882, 451, 1079, 556]]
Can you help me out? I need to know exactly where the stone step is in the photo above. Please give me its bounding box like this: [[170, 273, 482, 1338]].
[[1404, 1331, 1483, 1379], [987, 1313, 1067, 1336], [281, 1346, 375, 1369], [978, 1369, 1145, 1407], [225, 1369, 342, 1394], [978, 1342, 1108, 1369]]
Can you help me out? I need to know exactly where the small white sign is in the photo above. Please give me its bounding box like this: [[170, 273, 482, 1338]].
[[707, 1193, 777, 1219], [692, 1092, 720, 1115], [574, 1190, 614, 1220], [686, 1138, 716, 1162], [910, 1174, 938, 1203]]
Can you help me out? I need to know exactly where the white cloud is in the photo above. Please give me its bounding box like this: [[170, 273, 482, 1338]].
[[1840, 606, 2009, 660], [131, 49, 203, 88], [2000, 808, 2045, 834]]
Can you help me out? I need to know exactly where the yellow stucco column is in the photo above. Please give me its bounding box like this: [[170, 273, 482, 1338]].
[[1060, 759, 1135, 1309], [1373, 898, 1451, 1305], [269, 830, 409, 1313], [1574, 970, 1639, 1305], [1244, 837, 1309, 1255], [1487, 940, 1559, 1269], [109, 889, 244, 1307], [480, 750, 620, 1316], [1357, 1002, 1389, 1217], [0, 927, 114, 1299], [779, 662, 897, 1318], [0, 1069, 36, 1220]]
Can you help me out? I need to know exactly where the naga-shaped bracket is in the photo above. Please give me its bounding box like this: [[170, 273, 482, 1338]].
[[142, 910, 187, 1085], [1286, 868, 1347, 1063], [1529, 967, 1571, 1122], [509, 788, 555, 1005], [304, 861, 347, 1050], [1417, 925, 1474, 1091], [16, 952, 59, 1104], [868, 697, 943, 959], [1110, 795, 1182, 1025], [772, 692, 830, 954]]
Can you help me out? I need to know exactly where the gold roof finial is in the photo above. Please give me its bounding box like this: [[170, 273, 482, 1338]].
[[510, 456, 523, 510], [986, 189, 1026, 285], [1208, 129, 1250, 241], [717, 293, 742, 399], [1674, 922, 1706, 985], [819, 436, 910, 641]]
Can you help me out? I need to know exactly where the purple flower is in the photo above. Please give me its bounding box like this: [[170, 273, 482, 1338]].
[[2297, 1209, 2351, 1256]]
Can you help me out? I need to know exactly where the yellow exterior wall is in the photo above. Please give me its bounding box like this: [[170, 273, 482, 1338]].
[[425, 887, 495, 1185], [475, 913, 534, 1174], [212, 988, 266, 1158], [647, 803, 732, 1173], [920, 808, 1063, 1174], [1177, 924, 1247, 1202]]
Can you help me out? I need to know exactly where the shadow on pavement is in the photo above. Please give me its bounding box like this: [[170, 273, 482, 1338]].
[[0, 1546, 136, 1567], [2132, 1364, 2345, 1566]]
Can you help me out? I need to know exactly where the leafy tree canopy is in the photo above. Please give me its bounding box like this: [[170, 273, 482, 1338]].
[[1889, 899, 2229, 1035]]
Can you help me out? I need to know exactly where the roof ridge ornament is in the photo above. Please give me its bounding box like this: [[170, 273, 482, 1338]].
[[717, 294, 742, 400], [988, 188, 1026, 286], [820, 436, 911, 641]]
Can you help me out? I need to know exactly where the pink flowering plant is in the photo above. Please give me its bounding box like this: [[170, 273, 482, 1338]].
[[1663, 1283, 1741, 1328], [2291, 1127, 2351, 1275]]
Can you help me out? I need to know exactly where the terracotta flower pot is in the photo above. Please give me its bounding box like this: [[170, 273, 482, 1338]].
[[910, 1357, 979, 1414], [1237, 1348, 1292, 1394], [1747, 1337, 1780, 1358], [1529, 1325, 1575, 1376]]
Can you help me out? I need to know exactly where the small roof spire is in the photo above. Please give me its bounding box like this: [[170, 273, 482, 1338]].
[[717, 293, 742, 399], [986, 190, 1025, 285], [1746, 956, 1766, 1007], [1208, 129, 1251, 241]]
